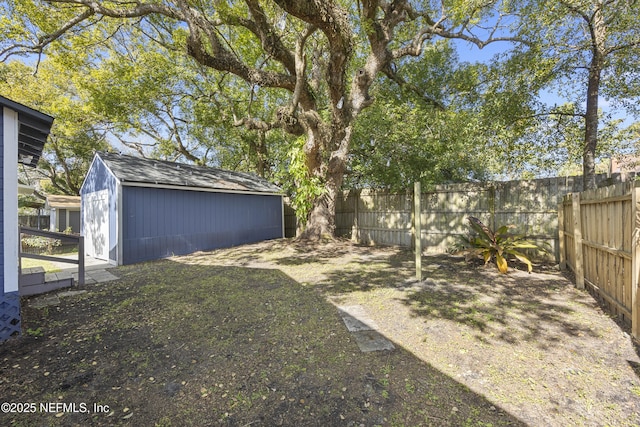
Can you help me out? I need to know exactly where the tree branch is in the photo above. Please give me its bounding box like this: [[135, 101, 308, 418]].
[[244, 0, 296, 75], [290, 24, 317, 115], [1, 8, 95, 61], [179, 1, 297, 92], [274, 0, 353, 108], [382, 66, 445, 110], [166, 108, 201, 163]]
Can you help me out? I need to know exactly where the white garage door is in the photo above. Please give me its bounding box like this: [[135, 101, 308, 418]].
[[83, 189, 110, 260]]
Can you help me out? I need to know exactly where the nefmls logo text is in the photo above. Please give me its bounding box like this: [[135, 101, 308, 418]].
[[40, 402, 89, 413]]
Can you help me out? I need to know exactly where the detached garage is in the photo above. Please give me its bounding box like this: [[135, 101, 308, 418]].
[[80, 152, 284, 266]]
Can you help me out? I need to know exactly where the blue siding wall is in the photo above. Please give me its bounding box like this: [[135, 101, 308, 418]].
[[0, 109, 4, 290], [121, 187, 283, 265]]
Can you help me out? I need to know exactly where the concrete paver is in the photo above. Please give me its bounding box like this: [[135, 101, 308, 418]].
[[337, 305, 395, 352], [31, 255, 119, 286], [351, 330, 396, 352]]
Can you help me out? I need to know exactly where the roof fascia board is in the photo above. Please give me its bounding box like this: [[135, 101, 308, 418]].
[[0, 96, 54, 125], [121, 180, 283, 197]]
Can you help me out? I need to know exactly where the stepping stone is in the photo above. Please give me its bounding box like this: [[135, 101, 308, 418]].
[[338, 305, 380, 332], [89, 271, 119, 283], [351, 330, 395, 352], [30, 295, 61, 309], [337, 305, 395, 352], [57, 290, 88, 298]]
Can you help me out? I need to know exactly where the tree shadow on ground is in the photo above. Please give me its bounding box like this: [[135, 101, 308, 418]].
[[191, 238, 389, 268], [305, 247, 640, 425], [628, 338, 640, 380], [221, 241, 602, 349], [318, 251, 604, 348], [2, 260, 525, 427]]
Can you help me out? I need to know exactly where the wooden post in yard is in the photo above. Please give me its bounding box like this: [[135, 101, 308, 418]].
[[572, 193, 585, 290], [558, 201, 566, 270], [353, 190, 360, 244], [414, 181, 422, 282], [631, 183, 640, 339], [78, 235, 85, 286]]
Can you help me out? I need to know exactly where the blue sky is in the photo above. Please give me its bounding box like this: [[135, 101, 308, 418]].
[[453, 39, 637, 127]]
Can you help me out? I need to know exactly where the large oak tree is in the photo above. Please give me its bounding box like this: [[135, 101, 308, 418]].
[[2, 0, 521, 238]]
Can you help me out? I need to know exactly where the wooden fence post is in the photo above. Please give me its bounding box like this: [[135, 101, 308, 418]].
[[632, 185, 640, 339], [572, 193, 585, 290], [78, 235, 85, 286], [488, 184, 496, 231], [558, 201, 566, 271], [410, 190, 415, 251], [414, 181, 422, 282], [352, 190, 359, 243]]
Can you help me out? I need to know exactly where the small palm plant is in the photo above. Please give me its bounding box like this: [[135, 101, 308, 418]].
[[459, 216, 539, 274]]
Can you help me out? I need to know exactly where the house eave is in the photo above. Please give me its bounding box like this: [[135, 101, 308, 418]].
[[120, 180, 284, 197]]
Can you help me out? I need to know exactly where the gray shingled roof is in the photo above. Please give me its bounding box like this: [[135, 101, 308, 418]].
[[98, 152, 282, 194]]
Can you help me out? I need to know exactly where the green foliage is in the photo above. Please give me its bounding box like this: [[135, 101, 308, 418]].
[[80, 23, 293, 175], [457, 216, 539, 274], [26, 327, 44, 337], [18, 194, 45, 211], [21, 227, 75, 255], [509, 0, 640, 184], [3, 0, 638, 231], [21, 234, 62, 254], [349, 42, 494, 189], [0, 59, 111, 195], [286, 138, 325, 225]]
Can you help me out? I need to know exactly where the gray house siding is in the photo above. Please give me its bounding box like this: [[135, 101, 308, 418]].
[[81, 152, 284, 266], [121, 186, 283, 265], [54, 210, 80, 233], [69, 210, 80, 233], [58, 208, 67, 230]]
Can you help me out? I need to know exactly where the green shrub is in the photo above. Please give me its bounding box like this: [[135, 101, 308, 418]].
[[456, 216, 540, 274], [21, 235, 62, 254], [21, 227, 77, 255]]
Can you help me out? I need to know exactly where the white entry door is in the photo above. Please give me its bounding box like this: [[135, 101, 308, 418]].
[[83, 189, 110, 260]]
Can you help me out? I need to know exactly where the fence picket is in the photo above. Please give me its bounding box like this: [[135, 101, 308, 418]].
[[559, 181, 640, 337], [632, 186, 640, 338]]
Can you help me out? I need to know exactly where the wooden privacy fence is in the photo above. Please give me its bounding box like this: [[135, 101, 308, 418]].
[[285, 175, 627, 258], [558, 181, 640, 338], [335, 181, 563, 257]]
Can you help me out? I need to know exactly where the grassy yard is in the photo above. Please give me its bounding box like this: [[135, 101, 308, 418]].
[[20, 257, 62, 273], [2, 239, 639, 426]]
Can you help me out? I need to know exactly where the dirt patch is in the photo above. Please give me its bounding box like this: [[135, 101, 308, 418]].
[[2, 239, 639, 426]]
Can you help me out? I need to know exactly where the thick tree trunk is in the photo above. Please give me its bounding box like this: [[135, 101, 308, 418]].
[[298, 127, 351, 240], [583, 65, 600, 191], [298, 166, 347, 239], [582, 5, 606, 191], [299, 188, 338, 239]]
